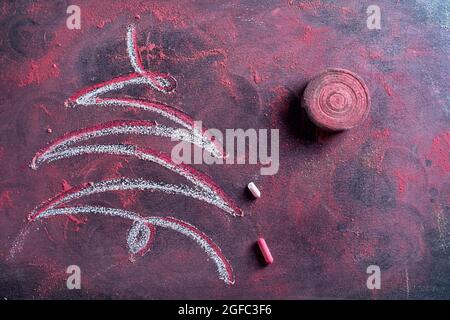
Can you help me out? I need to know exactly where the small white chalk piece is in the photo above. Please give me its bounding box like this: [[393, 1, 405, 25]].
[[247, 182, 261, 199]]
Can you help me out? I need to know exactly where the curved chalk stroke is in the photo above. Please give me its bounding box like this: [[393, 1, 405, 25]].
[[31, 144, 242, 216], [31, 119, 223, 169], [126, 24, 146, 75], [38, 205, 234, 285], [66, 96, 225, 158], [28, 178, 238, 221]]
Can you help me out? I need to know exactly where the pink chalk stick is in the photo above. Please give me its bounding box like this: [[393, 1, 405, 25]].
[[257, 238, 273, 265]]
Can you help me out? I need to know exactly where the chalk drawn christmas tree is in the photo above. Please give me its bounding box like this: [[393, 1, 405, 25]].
[[26, 25, 242, 285]]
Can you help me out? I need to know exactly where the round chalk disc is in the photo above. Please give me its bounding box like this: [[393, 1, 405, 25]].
[[302, 68, 370, 131]]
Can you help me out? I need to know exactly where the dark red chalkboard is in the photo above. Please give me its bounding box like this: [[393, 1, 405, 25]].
[[0, 0, 448, 299]]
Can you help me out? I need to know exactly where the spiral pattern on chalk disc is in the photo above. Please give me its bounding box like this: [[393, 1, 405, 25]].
[[302, 69, 370, 131]]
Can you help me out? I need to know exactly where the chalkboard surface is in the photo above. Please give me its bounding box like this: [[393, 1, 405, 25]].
[[0, 0, 448, 299]]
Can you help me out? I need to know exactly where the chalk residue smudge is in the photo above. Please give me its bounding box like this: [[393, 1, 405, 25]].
[[8, 225, 32, 261]]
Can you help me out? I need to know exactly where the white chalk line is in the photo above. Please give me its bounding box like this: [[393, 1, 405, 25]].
[[40, 205, 234, 284], [32, 144, 240, 216], [31, 122, 222, 170], [127, 24, 145, 74], [69, 98, 223, 157], [29, 178, 235, 219], [126, 24, 176, 92]]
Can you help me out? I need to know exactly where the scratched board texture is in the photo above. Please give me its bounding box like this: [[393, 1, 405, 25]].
[[0, 0, 449, 299]]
